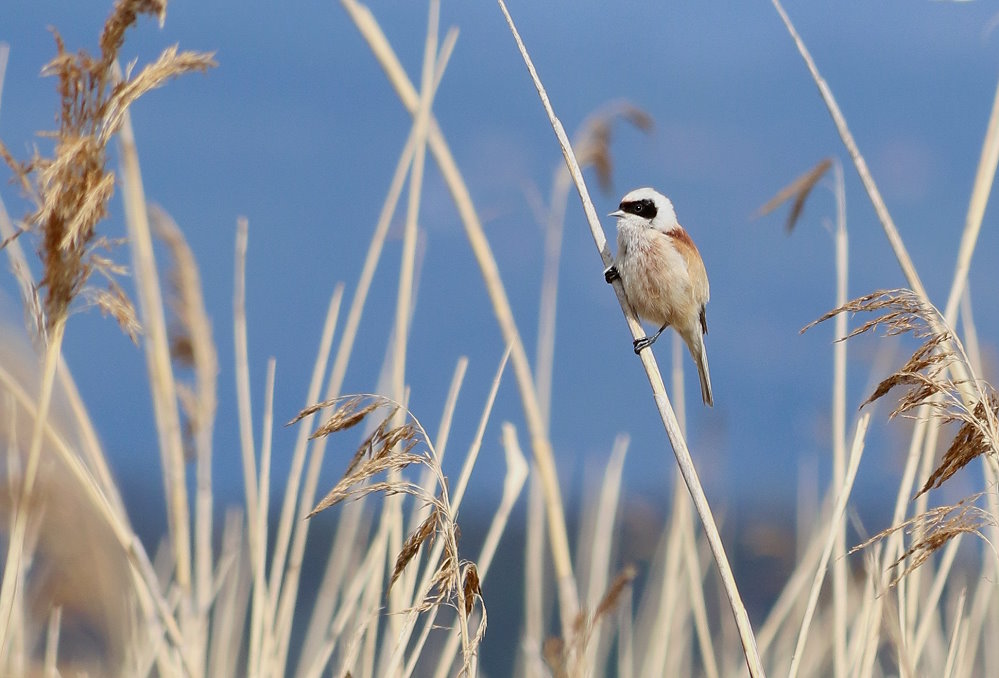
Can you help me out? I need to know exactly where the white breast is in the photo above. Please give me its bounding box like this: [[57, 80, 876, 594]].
[[616, 223, 696, 332]]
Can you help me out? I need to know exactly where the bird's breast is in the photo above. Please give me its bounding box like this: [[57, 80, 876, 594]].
[[616, 226, 696, 330]]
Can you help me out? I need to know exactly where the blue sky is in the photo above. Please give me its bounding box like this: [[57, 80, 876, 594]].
[[2, 1, 998, 557]]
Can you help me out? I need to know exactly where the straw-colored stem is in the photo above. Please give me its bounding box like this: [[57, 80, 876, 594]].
[[667, 335, 718, 678], [425, 357, 467, 475], [535, 165, 573, 424], [769, 0, 922, 300], [163, 212, 218, 631], [265, 283, 342, 666], [304, 519, 386, 678], [640, 458, 689, 678], [770, 0, 972, 390], [249, 358, 276, 677], [426, 421, 528, 678], [0, 43, 8, 115], [440, 122, 582, 638], [942, 71, 999, 325], [383, 346, 510, 676], [754, 496, 825, 656], [943, 589, 968, 678], [271, 125, 411, 676], [0, 358, 187, 671], [494, 1, 762, 673], [2, 193, 121, 513], [582, 434, 629, 674], [119, 109, 192, 600], [392, 0, 437, 405], [681, 496, 719, 678], [960, 553, 996, 677], [0, 317, 65, 659], [788, 413, 869, 678], [43, 605, 60, 678], [902, 413, 944, 657], [209, 510, 251, 678], [273, 31, 458, 671], [520, 470, 547, 677], [341, 0, 581, 633], [390, 359, 469, 626], [324, 521, 391, 678], [385, 0, 439, 640], [233, 217, 259, 530], [831, 159, 849, 678], [911, 534, 962, 666]]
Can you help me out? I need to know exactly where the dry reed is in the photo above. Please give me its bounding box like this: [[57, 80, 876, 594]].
[[2, 1, 998, 676]]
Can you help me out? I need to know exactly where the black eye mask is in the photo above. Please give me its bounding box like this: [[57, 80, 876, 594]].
[[620, 198, 658, 220]]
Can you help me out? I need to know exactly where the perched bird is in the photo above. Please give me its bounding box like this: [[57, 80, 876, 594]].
[[604, 187, 713, 406]]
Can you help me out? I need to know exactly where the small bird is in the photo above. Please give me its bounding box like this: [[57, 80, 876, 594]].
[[604, 187, 713, 406]]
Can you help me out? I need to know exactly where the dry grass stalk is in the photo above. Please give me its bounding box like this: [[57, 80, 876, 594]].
[[0, 1, 213, 664], [770, 0, 983, 412], [926, 395, 999, 496], [769, 1, 927, 301], [494, 1, 764, 674], [575, 104, 653, 194], [805, 288, 999, 498], [787, 412, 869, 678], [268, 119, 416, 662], [942, 69, 999, 326], [290, 393, 486, 670], [341, 0, 582, 638], [85, 280, 141, 343], [534, 100, 652, 426], [851, 494, 996, 587], [544, 565, 637, 678], [152, 203, 218, 623], [428, 419, 527, 678], [0, 1, 214, 335], [269, 29, 459, 658], [0, 337, 187, 675], [756, 157, 832, 233], [807, 288, 999, 590], [264, 283, 343, 671], [152, 206, 218, 442]]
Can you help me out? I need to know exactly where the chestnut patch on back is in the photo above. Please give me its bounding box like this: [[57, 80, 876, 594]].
[[665, 227, 696, 251]]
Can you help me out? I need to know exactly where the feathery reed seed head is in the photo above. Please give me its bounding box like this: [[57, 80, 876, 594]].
[[0, 0, 214, 338]]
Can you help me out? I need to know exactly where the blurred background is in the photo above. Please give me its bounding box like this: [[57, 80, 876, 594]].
[[2, 1, 998, 673]]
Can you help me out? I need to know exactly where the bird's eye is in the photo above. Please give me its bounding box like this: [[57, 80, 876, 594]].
[[633, 203, 644, 213]]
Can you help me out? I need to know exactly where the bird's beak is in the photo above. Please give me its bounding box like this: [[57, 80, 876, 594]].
[[609, 209, 625, 218]]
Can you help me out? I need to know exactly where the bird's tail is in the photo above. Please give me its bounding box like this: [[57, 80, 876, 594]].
[[691, 332, 713, 407]]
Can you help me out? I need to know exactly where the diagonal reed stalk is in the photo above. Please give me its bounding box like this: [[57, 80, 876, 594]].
[[117, 107, 199, 675], [427, 420, 529, 678], [384, 0, 440, 648], [774, 6, 999, 673], [382, 346, 511, 676], [829, 159, 849, 678], [150, 204, 219, 669], [493, 1, 764, 674], [787, 413, 868, 678], [340, 0, 582, 637], [270, 28, 459, 674], [770, 0, 974, 391], [0, 318, 66, 658]]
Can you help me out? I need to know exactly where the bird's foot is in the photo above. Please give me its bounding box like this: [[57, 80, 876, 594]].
[[604, 265, 620, 283], [633, 336, 655, 354]]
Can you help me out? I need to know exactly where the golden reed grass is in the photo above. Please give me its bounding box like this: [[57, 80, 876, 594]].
[[2, 1, 998, 676]]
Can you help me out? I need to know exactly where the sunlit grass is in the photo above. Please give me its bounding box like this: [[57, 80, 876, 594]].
[[0, 1, 997, 676]]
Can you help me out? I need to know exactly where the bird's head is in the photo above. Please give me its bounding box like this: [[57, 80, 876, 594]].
[[609, 187, 678, 233]]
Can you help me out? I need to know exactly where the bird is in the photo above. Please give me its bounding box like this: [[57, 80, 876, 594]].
[[604, 187, 713, 406]]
